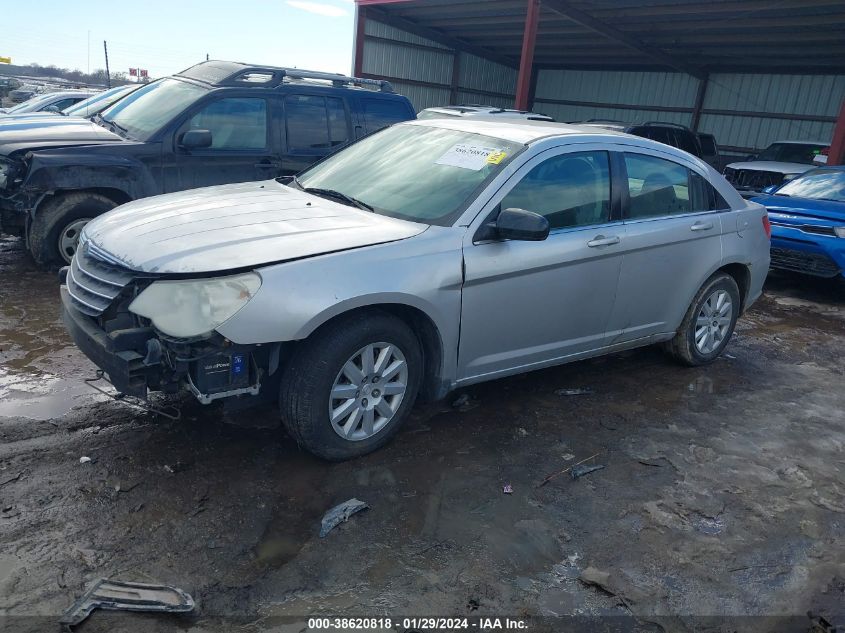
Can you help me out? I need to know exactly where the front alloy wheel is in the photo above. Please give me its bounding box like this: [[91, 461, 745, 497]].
[[280, 311, 422, 461], [329, 342, 408, 441], [694, 289, 733, 355]]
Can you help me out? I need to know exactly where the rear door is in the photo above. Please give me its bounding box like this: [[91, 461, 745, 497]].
[[280, 93, 352, 176], [605, 150, 727, 342], [167, 94, 279, 191]]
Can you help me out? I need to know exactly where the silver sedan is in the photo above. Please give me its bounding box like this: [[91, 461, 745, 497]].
[[62, 118, 771, 460]]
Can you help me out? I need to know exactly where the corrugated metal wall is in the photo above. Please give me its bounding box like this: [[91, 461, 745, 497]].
[[534, 69, 845, 160], [360, 16, 844, 161], [360, 17, 516, 112]]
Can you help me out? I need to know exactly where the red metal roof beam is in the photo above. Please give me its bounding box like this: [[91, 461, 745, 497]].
[[515, 0, 540, 111]]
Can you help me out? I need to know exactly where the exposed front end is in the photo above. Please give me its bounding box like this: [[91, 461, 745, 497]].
[[768, 215, 845, 278], [60, 240, 274, 405]]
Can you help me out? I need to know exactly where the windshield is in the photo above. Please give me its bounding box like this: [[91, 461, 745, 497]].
[[64, 85, 132, 117], [776, 168, 845, 202], [295, 124, 522, 226], [756, 142, 828, 165], [99, 78, 207, 140]]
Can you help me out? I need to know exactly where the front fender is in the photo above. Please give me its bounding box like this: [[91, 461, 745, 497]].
[[22, 148, 159, 202], [215, 227, 465, 388]]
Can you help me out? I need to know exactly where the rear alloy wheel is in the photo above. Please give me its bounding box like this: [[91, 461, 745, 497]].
[[666, 272, 740, 366], [280, 311, 422, 461]]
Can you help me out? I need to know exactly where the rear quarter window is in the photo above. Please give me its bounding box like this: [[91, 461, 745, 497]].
[[362, 99, 413, 133]]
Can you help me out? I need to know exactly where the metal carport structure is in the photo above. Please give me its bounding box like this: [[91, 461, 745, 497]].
[[352, 0, 845, 164]]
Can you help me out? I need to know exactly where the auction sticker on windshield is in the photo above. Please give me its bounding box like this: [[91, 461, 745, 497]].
[[435, 144, 507, 170]]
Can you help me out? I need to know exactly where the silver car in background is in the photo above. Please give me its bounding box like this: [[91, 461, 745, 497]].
[[61, 119, 770, 460]]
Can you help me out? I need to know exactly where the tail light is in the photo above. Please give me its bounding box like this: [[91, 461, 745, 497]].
[[762, 215, 772, 239]]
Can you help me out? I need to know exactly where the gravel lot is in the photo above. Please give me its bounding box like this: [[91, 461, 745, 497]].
[[0, 234, 843, 632]]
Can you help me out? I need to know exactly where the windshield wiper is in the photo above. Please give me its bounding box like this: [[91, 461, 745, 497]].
[[303, 187, 374, 212]]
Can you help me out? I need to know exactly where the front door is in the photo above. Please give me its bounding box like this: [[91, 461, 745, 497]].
[[459, 147, 625, 383], [167, 95, 279, 191]]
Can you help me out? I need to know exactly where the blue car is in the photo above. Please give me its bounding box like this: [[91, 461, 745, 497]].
[[752, 166, 845, 280]]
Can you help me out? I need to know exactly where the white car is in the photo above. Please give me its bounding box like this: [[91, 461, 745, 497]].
[[723, 140, 830, 196], [418, 104, 554, 122], [0, 90, 98, 115]]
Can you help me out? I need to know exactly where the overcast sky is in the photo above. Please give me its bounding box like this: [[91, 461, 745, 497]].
[[3, 0, 356, 78]]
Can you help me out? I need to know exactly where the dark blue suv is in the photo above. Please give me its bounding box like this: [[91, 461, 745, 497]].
[[0, 60, 416, 266]]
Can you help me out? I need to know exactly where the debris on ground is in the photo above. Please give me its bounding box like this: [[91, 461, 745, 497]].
[[579, 566, 612, 592], [78, 457, 91, 465], [452, 394, 470, 408], [319, 498, 369, 538], [59, 578, 195, 629], [503, 484, 513, 494], [538, 453, 601, 487], [571, 464, 606, 480], [555, 388, 593, 396], [0, 472, 22, 486]]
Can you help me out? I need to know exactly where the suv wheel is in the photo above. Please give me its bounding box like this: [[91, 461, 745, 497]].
[[279, 311, 422, 461], [29, 192, 118, 267], [666, 272, 740, 366]]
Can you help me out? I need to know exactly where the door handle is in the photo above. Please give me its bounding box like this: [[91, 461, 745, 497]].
[[255, 159, 282, 169], [586, 235, 620, 247], [690, 221, 714, 231]]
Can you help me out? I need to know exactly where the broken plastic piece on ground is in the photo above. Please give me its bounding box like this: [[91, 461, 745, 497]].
[[571, 464, 606, 479], [319, 498, 369, 538], [452, 393, 470, 408], [60, 578, 195, 629], [537, 452, 601, 487], [555, 388, 593, 396], [503, 483, 513, 494], [78, 456, 91, 464]]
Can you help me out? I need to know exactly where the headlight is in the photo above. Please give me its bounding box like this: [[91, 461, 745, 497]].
[[129, 272, 262, 339], [835, 226, 845, 238]]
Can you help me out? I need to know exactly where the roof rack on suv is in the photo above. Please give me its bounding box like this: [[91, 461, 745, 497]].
[[178, 61, 394, 92], [640, 121, 692, 130]]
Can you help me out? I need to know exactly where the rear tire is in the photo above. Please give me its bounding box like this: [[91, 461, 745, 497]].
[[665, 273, 740, 366], [279, 311, 422, 461], [29, 192, 118, 267]]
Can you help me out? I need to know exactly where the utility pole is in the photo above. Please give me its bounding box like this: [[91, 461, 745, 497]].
[[206, 53, 209, 61], [103, 41, 111, 88]]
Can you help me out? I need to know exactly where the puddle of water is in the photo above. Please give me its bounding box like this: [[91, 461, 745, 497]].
[[0, 367, 105, 420]]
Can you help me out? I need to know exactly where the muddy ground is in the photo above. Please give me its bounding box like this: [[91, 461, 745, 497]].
[[0, 234, 843, 632]]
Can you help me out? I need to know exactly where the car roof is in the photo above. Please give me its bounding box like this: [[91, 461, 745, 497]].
[[409, 117, 639, 144], [770, 140, 830, 145]]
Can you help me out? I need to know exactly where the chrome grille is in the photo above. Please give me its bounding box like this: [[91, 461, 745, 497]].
[[66, 244, 135, 316]]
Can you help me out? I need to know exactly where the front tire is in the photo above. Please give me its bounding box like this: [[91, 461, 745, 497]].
[[29, 192, 118, 267], [666, 273, 741, 366], [279, 311, 422, 461]]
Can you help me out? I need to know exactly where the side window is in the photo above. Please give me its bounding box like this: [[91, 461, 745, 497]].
[[362, 99, 410, 133], [326, 97, 349, 147], [674, 130, 700, 157], [691, 171, 730, 211], [186, 98, 267, 150], [285, 95, 330, 150], [625, 153, 691, 218], [500, 151, 611, 230], [50, 98, 79, 111]]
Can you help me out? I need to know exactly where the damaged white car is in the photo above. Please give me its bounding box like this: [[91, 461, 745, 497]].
[[61, 118, 770, 460]]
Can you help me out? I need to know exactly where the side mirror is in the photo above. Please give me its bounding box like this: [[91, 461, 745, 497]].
[[495, 207, 550, 241], [180, 129, 212, 150], [761, 185, 778, 194]]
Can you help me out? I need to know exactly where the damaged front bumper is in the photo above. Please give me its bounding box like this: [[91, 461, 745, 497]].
[[60, 286, 270, 404]]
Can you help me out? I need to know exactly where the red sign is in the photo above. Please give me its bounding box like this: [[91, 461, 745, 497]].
[[140, 69, 148, 78], [129, 68, 138, 76]]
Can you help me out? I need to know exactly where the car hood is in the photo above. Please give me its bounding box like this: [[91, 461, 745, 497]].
[[725, 160, 814, 175], [83, 180, 428, 274], [0, 118, 122, 155], [753, 194, 845, 224]]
